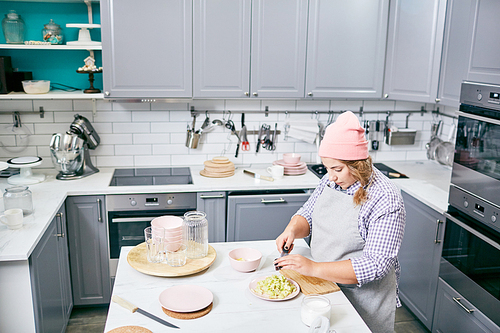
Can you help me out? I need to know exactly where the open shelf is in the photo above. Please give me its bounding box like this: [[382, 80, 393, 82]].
[[0, 44, 102, 50], [0, 91, 104, 100]]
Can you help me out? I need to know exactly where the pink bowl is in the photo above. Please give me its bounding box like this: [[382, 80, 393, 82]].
[[228, 248, 262, 272], [165, 229, 183, 237], [151, 215, 183, 230], [165, 242, 182, 252], [165, 235, 182, 242], [283, 153, 301, 164]]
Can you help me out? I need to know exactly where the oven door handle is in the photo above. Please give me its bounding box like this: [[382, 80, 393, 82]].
[[457, 110, 500, 126], [452, 297, 475, 314], [444, 212, 500, 250], [111, 217, 155, 223]]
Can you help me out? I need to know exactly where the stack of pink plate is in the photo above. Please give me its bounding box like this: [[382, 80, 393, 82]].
[[272, 159, 307, 175]]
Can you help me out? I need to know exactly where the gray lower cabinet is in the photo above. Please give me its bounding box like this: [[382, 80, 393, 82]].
[[432, 278, 500, 333], [197, 192, 226, 242], [305, 0, 389, 99], [226, 192, 310, 242], [29, 204, 72, 333], [399, 191, 445, 331], [383, 0, 447, 103], [101, 0, 192, 98], [66, 195, 111, 305]]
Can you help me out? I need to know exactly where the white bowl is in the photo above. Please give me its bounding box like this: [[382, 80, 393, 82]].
[[22, 80, 50, 94]]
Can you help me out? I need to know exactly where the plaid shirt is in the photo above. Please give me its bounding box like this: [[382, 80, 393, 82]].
[[296, 167, 405, 306]]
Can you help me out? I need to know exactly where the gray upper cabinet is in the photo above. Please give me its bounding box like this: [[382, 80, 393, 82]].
[[383, 0, 446, 103], [30, 204, 72, 333], [305, 0, 389, 99], [399, 191, 445, 331], [193, 0, 308, 98], [66, 195, 111, 306], [438, 0, 500, 108], [437, 0, 474, 108], [101, 0, 192, 98]]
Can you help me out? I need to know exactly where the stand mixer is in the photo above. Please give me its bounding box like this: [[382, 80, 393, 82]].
[[50, 114, 100, 180]]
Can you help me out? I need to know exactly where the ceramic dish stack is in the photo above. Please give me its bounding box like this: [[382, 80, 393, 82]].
[[200, 156, 235, 178], [273, 153, 307, 176]]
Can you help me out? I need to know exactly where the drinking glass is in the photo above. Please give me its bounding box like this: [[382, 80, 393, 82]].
[[166, 243, 187, 267], [301, 294, 331, 326], [144, 226, 164, 263]]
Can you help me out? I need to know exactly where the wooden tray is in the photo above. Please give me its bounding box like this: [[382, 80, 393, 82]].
[[127, 243, 217, 277]]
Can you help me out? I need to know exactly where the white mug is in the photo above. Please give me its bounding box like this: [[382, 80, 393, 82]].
[[0, 208, 24, 230], [267, 165, 285, 179]]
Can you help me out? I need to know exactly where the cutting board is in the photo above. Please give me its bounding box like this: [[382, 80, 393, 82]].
[[281, 269, 340, 295], [127, 243, 216, 277]]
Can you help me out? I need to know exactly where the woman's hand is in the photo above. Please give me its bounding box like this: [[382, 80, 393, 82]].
[[274, 254, 316, 276], [276, 229, 296, 254], [275, 215, 310, 254]]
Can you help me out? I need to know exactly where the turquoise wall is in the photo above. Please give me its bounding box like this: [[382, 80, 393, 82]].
[[0, 2, 102, 91]]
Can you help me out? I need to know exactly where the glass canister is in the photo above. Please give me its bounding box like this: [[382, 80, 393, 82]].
[[3, 186, 33, 216], [42, 19, 63, 44], [182, 211, 208, 259], [2, 10, 25, 44]]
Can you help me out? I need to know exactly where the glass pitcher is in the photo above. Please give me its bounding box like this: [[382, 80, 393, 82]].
[[183, 211, 208, 259], [4, 186, 33, 216]]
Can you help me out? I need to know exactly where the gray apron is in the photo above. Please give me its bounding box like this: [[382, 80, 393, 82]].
[[311, 185, 396, 333]]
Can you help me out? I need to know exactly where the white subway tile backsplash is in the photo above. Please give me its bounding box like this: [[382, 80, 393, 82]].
[[0, 98, 459, 169], [33, 100, 73, 111], [113, 122, 150, 133], [115, 144, 151, 156]]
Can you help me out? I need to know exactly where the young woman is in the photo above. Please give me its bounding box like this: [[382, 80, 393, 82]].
[[275, 111, 406, 333]]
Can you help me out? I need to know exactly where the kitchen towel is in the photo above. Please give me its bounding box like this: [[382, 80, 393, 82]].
[[285, 118, 319, 144]]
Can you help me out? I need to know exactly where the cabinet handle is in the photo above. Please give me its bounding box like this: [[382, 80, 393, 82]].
[[253, 92, 258, 97], [435, 98, 441, 103], [434, 219, 443, 243], [384, 94, 389, 99], [200, 194, 225, 199], [452, 297, 474, 314], [97, 198, 103, 223], [261, 198, 286, 204], [307, 92, 313, 97], [245, 92, 249, 96], [56, 212, 65, 238], [105, 91, 110, 96]]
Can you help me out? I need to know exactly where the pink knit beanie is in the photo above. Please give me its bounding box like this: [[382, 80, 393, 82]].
[[319, 111, 369, 160]]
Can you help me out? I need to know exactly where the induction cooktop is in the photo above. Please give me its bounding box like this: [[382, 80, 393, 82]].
[[109, 167, 193, 186]]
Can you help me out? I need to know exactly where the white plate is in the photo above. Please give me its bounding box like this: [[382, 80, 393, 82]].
[[159, 285, 213, 312], [249, 275, 300, 301]]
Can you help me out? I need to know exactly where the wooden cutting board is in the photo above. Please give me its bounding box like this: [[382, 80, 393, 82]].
[[127, 243, 216, 277], [281, 269, 340, 295]]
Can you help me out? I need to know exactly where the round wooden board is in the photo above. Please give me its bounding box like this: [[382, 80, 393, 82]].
[[127, 243, 217, 277], [200, 169, 235, 178], [211, 156, 229, 163], [204, 160, 234, 168], [107, 326, 152, 333], [161, 303, 213, 320]]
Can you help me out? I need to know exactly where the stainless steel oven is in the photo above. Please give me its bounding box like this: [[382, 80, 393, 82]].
[[106, 192, 196, 279], [440, 82, 500, 328]]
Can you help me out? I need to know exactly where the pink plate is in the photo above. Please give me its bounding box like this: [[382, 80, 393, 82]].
[[285, 171, 307, 175], [273, 159, 306, 168], [159, 285, 213, 312], [249, 275, 300, 301]]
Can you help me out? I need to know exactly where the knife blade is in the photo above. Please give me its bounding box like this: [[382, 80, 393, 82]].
[[112, 295, 180, 329], [243, 169, 274, 182]]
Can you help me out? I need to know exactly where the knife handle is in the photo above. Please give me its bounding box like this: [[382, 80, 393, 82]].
[[112, 295, 138, 313], [260, 175, 274, 182]]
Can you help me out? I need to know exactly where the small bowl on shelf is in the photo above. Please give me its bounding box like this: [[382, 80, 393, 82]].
[[22, 80, 50, 94], [228, 248, 262, 272]]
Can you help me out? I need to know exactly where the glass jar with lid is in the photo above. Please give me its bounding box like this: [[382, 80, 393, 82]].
[[2, 10, 25, 44], [3, 186, 33, 216], [182, 211, 208, 259], [42, 19, 63, 44]]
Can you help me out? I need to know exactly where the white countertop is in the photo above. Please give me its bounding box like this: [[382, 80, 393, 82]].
[[0, 160, 452, 262], [104, 239, 371, 333]]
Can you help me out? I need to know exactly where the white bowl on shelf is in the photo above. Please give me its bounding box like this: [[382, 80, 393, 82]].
[[22, 80, 50, 94]]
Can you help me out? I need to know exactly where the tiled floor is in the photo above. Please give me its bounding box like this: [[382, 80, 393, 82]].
[[65, 302, 430, 332]]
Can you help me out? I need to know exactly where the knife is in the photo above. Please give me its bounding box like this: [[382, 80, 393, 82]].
[[243, 169, 274, 182], [112, 295, 180, 329]]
